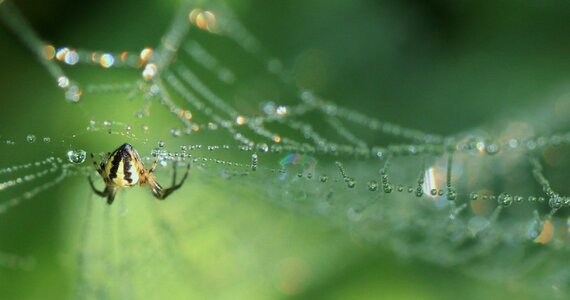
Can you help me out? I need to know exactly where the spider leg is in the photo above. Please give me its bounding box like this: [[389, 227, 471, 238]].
[[171, 161, 178, 186], [149, 159, 158, 174], [153, 162, 190, 200], [90, 153, 104, 176], [88, 175, 106, 198], [107, 188, 118, 205]]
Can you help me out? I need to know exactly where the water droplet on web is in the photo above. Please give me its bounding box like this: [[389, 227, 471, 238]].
[[276, 105, 288, 116], [367, 180, 378, 191], [257, 143, 269, 153], [26, 135, 36, 143], [57, 76, 70, 88], [66, 149, 86, 164], [63, 49, 79, 65], [65, 85, 82, 103], [446, 189, 457, 200], [251, 153, 258, 171], [549, 195, 563, 209], [320, 175, 328, 183], [171, 128, 182, 137], [497, 192, 512, 207], [484, 139, 501, 155], [43, 137, 50, 143], [158, 141, 165, 148], [99, 53, 115, 68], [346, 178, 355, 188]]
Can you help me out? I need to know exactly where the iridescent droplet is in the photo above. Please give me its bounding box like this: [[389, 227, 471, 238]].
[[99, 53, 115, 68]]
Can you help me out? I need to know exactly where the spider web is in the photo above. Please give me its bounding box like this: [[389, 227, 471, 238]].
[[2, 0, 570, 298]]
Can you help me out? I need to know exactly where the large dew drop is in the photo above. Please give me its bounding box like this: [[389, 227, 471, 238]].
[[67, 149, 87, 164]]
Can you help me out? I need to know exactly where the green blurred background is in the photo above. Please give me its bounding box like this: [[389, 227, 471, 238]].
[[2, 0, 570, 299]]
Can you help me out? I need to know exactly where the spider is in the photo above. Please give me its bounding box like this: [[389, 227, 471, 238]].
[[88, 143, 190, 204]]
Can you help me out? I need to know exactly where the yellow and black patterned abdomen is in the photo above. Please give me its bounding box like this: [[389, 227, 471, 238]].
[[104, 143, 142, 187]]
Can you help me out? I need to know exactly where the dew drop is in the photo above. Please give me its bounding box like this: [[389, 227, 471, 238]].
[[497, 192, 512, 207], [43, 137, 51, 143], [257, 143, 269, 153], [26, 134, 36, 143], [99, 53, 115, 68], [446, 189, 457, 201], [549, 195, 563, 209], [346, 178, 356, 188], [158, 141, 165, 148], [171, 128, 182, 137], [469, 192, 478, 200], [484, 139, 501, 155], [251, 153, 258, 171], [66, 149, 87, 164], [57, 76, 70, 88], [320, 175, 328, 183], [430, 189, 437, 196], [383, 183, 393, 193], [368, 180, 378, 191]]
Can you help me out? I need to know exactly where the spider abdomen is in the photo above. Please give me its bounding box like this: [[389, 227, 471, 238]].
[[104, 143, 142, 187]]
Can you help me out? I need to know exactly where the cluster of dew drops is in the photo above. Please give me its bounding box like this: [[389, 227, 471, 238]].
[[22, 134, 86, 165]]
